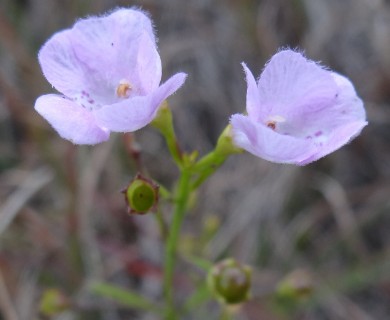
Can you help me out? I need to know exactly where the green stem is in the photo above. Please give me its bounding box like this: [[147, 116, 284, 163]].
[[191, 150, 228, 190], [163, 168, 192, 319], [219, 305, 234, 320], [162, 131, 183, 169], [154, 209, 169, 241], [191, 124, 242, 189]]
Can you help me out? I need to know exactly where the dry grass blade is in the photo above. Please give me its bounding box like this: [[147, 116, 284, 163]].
[[0, 167, 53, 235], [0, 270, 18, 320]]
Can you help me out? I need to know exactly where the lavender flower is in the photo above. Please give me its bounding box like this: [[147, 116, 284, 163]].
[[230, 49, 367, 165], [35, 8, 186, 144]]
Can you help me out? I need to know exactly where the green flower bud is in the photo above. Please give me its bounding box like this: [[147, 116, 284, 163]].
[[276, 269, 314, 300], [208, 258, 252, 305], [123, 174, 159, 215], [151, 102, 183, 166], [39, 288, 70, 316]]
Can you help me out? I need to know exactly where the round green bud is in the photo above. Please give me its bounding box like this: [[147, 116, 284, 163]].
[[276, 269, 314, 300], [123, 174, 159, 215], [39, 288, 70, 316], [208, 258, 252, 305]]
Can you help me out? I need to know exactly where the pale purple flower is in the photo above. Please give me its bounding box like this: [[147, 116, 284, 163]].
[[35, 8, 186, 144], [230, 49, 367, 165]]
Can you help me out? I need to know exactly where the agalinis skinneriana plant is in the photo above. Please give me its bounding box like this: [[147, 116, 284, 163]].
[[34, 7, 367, 320]]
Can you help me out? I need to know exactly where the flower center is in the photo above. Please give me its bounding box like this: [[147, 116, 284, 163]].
[[116, 79, 132, 98], [266, 121, 276, 130], [265, 115, 286, 131]]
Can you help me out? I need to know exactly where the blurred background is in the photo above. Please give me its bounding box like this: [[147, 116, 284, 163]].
[[1, 0, 390, 319]]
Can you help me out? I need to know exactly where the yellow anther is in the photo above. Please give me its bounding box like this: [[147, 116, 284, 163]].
[[116, 80, 132, 98]]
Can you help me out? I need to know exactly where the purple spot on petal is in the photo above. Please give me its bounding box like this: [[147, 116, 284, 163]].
[[306, 135, 312, 140], [88, 99, 94, 104], [314, 131, 322, 137], [81, 90, 90, 97]]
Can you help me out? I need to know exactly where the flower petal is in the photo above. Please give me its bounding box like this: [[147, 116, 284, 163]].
[[35, 94, 109, 144], [38, 30, 86, 97], [242, 63, 262, 120], [95, 73, 187, 132], [135, 32, 162, 94], [290, 72, 366, 140], [298, 121, 367, 165], [257, 50, 338, 118], [38, 9, 158, 104], [230, 114, 316, 164], [150, 73, 187, 112], [330, 72, 366, 122], [71, 9, 158, 97]]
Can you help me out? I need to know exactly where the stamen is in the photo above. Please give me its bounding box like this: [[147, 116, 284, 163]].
[[116, 79, 132, 98], [266, 121, 276, 130], [265, 115, 286, 131]]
